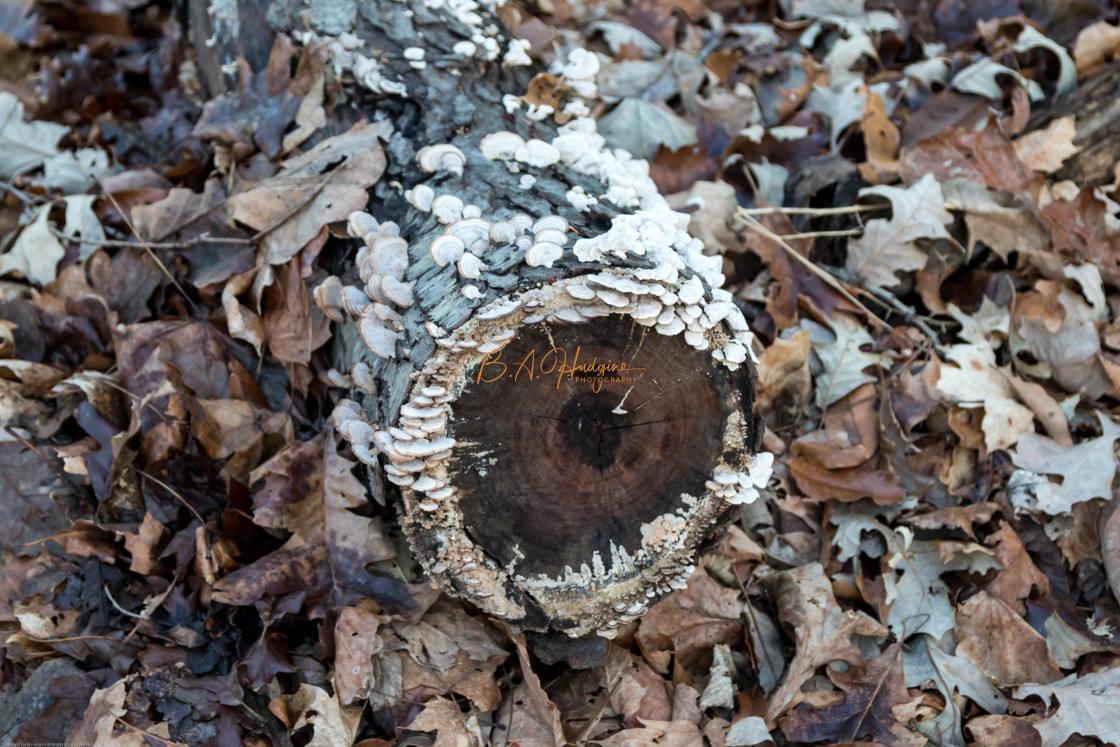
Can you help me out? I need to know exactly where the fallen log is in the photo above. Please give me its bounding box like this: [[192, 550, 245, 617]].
[[191, 0, 770, 639], [1025, 58, 1120, 185]]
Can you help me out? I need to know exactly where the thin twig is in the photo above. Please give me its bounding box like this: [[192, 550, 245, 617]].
[[96, 177, 200, 315], [136, 469, 206, 526], [249, 167, 341, 243], [103, 584, 148, 620], [0, 179, 42, 204], [115, 716, 189, 746], [855, 285, 942, 340], [13, 633, 123, 644], [151, 198, 228, 243], [781, 228, 864, 240], [737, 211, 891, 331], [49, 225, 253, 251], [572, 672, 626, 745], [733, 566, 782, 693], [739, 204, 882, 217], [3, 425, 85, 496]]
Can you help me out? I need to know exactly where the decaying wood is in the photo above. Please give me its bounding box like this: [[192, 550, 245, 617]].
[[1026, 58, 1120, 185], [188, 0, 770, 639]]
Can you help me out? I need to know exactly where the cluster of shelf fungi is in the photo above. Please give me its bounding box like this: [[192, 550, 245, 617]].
[[318, 135, 773, 644]]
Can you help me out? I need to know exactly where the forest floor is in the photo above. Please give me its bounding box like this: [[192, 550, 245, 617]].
[[4, 0, 1120, 744]]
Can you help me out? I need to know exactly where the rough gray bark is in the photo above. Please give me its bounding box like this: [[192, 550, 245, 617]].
[[188, 0, 768, 643]]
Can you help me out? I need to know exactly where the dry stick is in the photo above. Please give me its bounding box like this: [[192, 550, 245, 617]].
[[14, 633, 123, 645], [136, 469, 207, 526], [249, 166, 341, 243], [103, 584, 150, 620], [69, 374, 182, 431], [572, 672, 626, 745], [856, 284, 942, 340], [781, 227, 864, 240], [151, 198, 227, 243], [49, 225, 253, 251], [114, 717, 188, 747], [740, 204, 882, 217], [733, 567, 782, 693], [3, 425, 87, 499], [736, 210, 891, 331], [97, 180, 200, 315], [0, 179, 41, 204]]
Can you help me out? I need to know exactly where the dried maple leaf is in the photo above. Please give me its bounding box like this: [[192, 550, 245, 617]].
[[802, 313, 888, 410], [765, 562, 887, 722], [228, 120, 390, 267], [936, 342, 1035, 452], [120, 512, 167, 576], [1015, 116, 1079, 173], [982, 521, 1050, 613], [885, 538, 1001, 640], [211, 432, 403, 617], [844, 173, 954, 291], [781, 643, 926, 746], [492, 633, 565, 747], [1014, 282, 1111, 399], [903, 634, 1009, 746], [240, 630, 296, 690], [271, 684, 362, 747], [635, 567, 742, 673], [955, 591, 1061, 686], [1016, 665, 1120, 745], [1008, 413, 1120, 515], [941, 178, 1050, 261]]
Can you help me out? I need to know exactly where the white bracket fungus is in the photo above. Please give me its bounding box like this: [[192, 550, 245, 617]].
[[417, 144, 467, 177]]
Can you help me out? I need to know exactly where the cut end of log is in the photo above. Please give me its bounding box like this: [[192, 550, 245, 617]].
[[453, 316, 736, 580], [350, 276, 770, 638]]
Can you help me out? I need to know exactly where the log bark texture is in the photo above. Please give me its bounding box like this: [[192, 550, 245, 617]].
[[1025, 58, 1120, 185], [188, 0, 769, 639]]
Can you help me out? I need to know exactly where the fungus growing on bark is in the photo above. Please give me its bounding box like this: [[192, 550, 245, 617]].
[[356, 276, 769, 637], [480, 131, 525, 161], [417, 145, 467, 177], [300, 98, 770, 641]]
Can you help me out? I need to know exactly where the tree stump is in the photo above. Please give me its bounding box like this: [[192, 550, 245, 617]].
[[189, 0, 771, 638]]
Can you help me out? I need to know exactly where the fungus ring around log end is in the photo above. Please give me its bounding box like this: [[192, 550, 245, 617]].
[[381, 274, 772, 638]]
